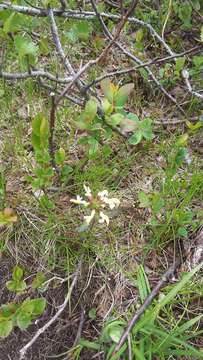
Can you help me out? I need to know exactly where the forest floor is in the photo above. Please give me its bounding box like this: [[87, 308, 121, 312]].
[[0, 1, 203, 359]]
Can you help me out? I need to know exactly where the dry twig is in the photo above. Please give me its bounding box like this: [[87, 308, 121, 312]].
[[113, 258, 182, 355], [19, 260, 82, 360]]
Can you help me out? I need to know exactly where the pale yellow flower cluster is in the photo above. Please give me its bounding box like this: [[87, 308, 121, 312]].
[[70, 185, 120, 227]]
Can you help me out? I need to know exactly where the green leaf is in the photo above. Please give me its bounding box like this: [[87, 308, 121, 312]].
[[0, 319, 13, 338], [32, 113, 44, 136], [120, 113, 139, 133], [192, 55, 203, 68], [88, 308, 97, 320], [3, 13, 20, 34], [178, 226, 188, 237], [178, 3, 192, 28], [138, 191, 150, 207], [115, 83, 134, 107], [31, 134, 41, 150], [6, 280, 27, 293], [151, 194, 165, 214], [84, 99, 98, 122], [137, 265, 150, 303], [140, 118, 153, 140], [74, 21, 92, 41], [55, 148, 66, 165], [108, 325, 124, 343], [1, 303, 17, 318], [128, 131, 143, 145], [29, 298, 46, 316], [108, 113, 124, 126], [192, 0, 200, 11], [12, 265, 23, 281], [102, 98, 113, 115], [175, 57, 186, 72], [17, 312, 32, 330], [21, 300, 35, 314], [201, 26, 203, 42], [14, 35, 38, 59], [40, 117, 49, 137], [101, 79, 116, 103], [157, 261, 203, 309], [79, 339, 100, 350], [88, 138, 99, 155]]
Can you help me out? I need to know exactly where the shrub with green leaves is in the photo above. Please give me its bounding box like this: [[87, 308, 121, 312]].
[[75, 80, 154, 154], [0, 266, 46, 339]]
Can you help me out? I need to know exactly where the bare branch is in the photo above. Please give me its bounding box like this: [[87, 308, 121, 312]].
[[0, 69, 72, 83], [90, 0, 186, 117], [19, 260, 82, 360], [182, 69, 203, 100], [39, 78, 83, 106], [49, 7, 85, 95], [86, 45, 202, 89]]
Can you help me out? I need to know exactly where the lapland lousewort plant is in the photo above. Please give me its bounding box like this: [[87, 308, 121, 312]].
[[70, 185, 120, 227]]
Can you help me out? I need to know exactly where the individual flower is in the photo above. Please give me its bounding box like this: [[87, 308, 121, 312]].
[[84, 210, 96, 225], [84, 184, 92, 198], [98, 190, 120, 209], [98, 211, 109, 226], [97, 190, 109, 201], [70, 195, 89, 207], [102, 197, 120, 209]]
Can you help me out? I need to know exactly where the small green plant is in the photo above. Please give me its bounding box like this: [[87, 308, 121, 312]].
[[6, 265, 27, 293], [27, 113, 54, 190], [76, 80, 154, 154], [0, 266, 46, 338]]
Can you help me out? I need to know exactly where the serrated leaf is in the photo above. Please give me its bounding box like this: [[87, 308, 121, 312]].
[[0, 319, 13, 338], [29, 298, 46, 316], [128, 131, 143, 145], [115, 83, 134, 107], [17, 312, 32, 330], [6, 280, 27, 293], [1, 304, 17, 318]]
